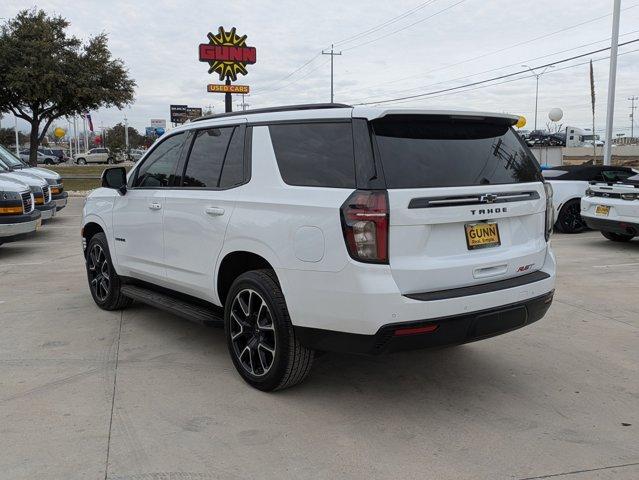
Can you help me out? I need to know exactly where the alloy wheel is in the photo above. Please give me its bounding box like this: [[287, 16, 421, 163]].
[[229, 289, 276, 377], [87, 244, 110, 301], [561, 202, 586, 233]]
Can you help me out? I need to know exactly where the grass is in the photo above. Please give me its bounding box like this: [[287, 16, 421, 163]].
[[48, 165, 133, 192]]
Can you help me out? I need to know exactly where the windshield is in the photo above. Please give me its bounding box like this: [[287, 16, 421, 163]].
[[0, 145, 26, 168], [371, 115, 542, 188]]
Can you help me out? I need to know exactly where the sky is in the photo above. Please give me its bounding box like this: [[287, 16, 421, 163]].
[[2, 0, 639, 137]]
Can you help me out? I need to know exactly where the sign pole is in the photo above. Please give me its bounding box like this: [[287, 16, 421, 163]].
[[225, 78, 232, 113]]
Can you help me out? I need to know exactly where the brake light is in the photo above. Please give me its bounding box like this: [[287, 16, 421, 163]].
[[340, 190, 389, 263], [544, 182, 553, 241]]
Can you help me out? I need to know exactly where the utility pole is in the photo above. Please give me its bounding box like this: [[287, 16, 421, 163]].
[[522, 65, 554, 131], [236, 94, 250, 111], [322, 44, 342, 103], [629, 96, 638, 139], [603, 0, 621, 166]]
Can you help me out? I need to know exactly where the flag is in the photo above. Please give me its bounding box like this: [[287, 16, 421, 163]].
[[83, 112, 94, 132]]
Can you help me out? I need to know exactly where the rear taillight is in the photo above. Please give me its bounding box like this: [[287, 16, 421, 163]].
[[544, 182, 553, 241], [340, 190, 389, 263]]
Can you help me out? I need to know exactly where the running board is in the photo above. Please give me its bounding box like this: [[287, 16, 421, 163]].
[[120, 285, 224, 326]]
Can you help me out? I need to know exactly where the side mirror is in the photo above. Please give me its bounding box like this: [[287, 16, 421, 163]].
[[102, 167, 127, 195]]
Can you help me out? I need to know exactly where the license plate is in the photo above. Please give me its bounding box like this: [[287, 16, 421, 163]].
[[465, 222, 501, 250], [595, 205, 610, 216]]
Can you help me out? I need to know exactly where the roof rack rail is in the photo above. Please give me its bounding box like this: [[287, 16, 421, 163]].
[[191, 103, 352, 122]]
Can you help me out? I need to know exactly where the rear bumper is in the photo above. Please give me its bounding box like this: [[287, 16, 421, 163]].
[[0, 210, 42, 242], [53, 191, 68, 210], [295, 291, 554, 354], [281, 246, 556, 336], [583, 216, 639, 236]]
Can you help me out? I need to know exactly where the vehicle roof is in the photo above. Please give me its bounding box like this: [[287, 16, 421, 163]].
[[175, 104, 519, 131]]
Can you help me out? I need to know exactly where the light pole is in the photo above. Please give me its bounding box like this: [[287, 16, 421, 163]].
[[522, 65, 554, 131], [603, 0, 621, 166]]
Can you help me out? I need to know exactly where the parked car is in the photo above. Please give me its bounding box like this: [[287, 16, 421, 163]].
[[581, 174, 639, 242], [542, 165, 637, 233], [0, 175, 41, 247], [74, 147, 117, 164], [82, 104, 556, 391], [38, 147, 66, 163], [0, 158, 56, 222], [19, 149, 59, 165], [128, 149, 146, 162], [0, 145, 68, 211]]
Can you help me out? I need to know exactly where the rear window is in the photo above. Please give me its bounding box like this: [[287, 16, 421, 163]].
[[372, 116, 542, 188], [269, 122, 355, 188]]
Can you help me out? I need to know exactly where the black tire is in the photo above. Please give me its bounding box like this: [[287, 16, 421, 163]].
[[107, 157, 114, 164], [77, 158, 86, 165], [85, 232, 133, 310], [601, 230, 634, 242], [555, 199, 587, 233], [224, 269, 314, 391]]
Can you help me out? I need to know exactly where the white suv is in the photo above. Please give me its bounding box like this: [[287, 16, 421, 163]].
[[82, 104, 556, 391], [74, 148, 115, 164]]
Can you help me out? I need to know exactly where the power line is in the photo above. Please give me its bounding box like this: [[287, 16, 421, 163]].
[[332, 0, 438, 47], [349, 3, 639, 91], [355, 38, 639, 105], [385, 48, 639, 106], [253, 0, 443, 95], [252, 58, 331, 97], [342, 0, 467, 52], [350, 28, 639, 102]]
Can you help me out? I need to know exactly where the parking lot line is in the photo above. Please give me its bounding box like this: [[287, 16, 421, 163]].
[[592, 262, 639, 268]]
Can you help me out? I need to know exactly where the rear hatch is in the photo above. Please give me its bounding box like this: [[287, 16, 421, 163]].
[[370, 114, 547, 295]]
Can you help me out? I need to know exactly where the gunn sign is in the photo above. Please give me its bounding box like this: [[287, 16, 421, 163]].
[[199, 27, 256, 82]]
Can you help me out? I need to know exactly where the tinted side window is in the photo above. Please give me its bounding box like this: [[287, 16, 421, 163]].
[[134, 133, 186, 188], [219, 127, 245, 188], [182, 128, 233, 187], [269, 123, 355, 188]]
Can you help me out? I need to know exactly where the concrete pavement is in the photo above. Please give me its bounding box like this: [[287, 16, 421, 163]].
[[0, 197, 637, 479]]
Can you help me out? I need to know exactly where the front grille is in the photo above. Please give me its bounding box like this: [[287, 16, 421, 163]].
[[592, 191, 621, 199], [21, 192, 33, 213], [42, 185, 51, 203]]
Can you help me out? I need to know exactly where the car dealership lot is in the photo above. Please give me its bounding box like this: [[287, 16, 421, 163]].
[[0, 198, 637, 480]]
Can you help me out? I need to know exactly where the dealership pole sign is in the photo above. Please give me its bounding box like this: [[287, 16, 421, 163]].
[[199, 27, 255, 112]]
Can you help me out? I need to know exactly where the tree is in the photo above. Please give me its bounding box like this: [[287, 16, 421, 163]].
[[0, 9, 135, 165], [105, 122, 144, 155], [0, 127, 28, 149]]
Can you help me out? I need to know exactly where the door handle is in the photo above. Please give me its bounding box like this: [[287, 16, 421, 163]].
[[205, 207, 225, 216], [148, 202, 162, 210]]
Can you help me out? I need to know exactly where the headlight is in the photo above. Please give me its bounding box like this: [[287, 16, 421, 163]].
[[0, 191, 24, 215], [621, 193, 638, 200], [544, 182, 553, 241], [585, 188, 595, 197]]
